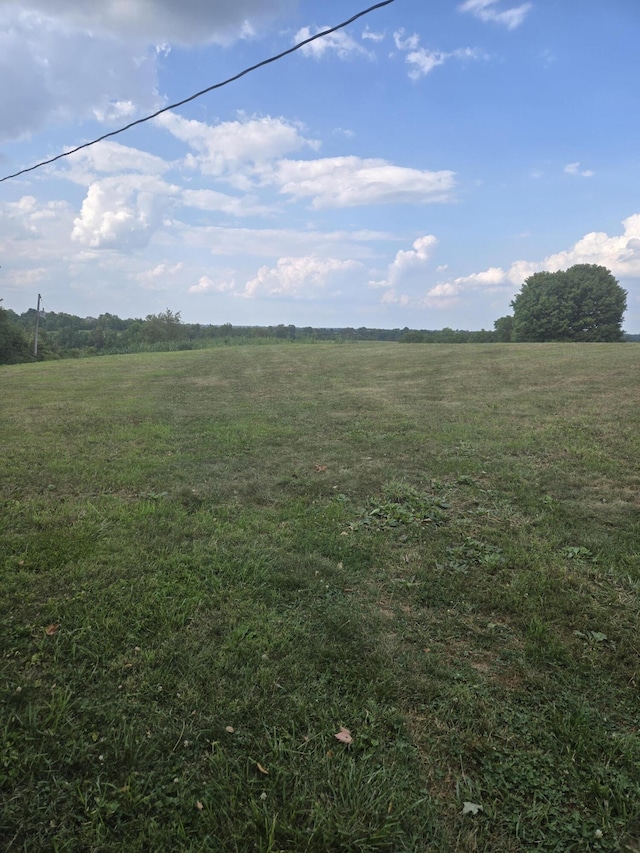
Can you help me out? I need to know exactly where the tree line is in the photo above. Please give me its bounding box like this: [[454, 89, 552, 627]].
[[0, 305, 508, 364], [0, 264, 633, 365]]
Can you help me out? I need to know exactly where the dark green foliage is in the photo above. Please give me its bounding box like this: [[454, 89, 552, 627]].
[[511, 264, 627, 342], [141, 308, 185, 343], [0, 306, 31, 364], [0, 302, 515, 361], [398, 327, 496, 343], [493, 314, 514, 342]]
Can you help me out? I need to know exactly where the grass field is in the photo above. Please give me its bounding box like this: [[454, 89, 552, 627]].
[[1, 342, 639, 852]]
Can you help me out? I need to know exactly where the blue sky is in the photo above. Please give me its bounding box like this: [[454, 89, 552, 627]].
[[1, 0, 639, 330]]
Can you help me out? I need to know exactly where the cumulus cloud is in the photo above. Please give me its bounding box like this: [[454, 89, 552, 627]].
[[156, 113, 452, 209], [0, 0, 291, 45], [420, 214, 640, 308], [60, 137, 277, 220], [294, 25, 373, 60], [380, 288, 410, 306], [244, 256, 362, 298], [0, 195, 76, 294], [133, 262, 184, 290], [458, 0, 533, 29], [419, 265, 509, 307], [71, 175, 179, 250], [0, 8, 162, 141], [564, 162, 594, 178], [1, 195, 73, 241], [394, 30, 486, 80], [188, 275, 237, 295], [60, 141, 171, 185], [533, 215, 640, 279], [156, 112, 317, 182], [266, 157, 456, 208], [370, 235, 438, 288], [0, 0, 293, 141], [453, 266, 508, 287]]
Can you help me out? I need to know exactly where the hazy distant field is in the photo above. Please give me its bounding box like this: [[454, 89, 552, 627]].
[[1, 343, 639, 852]]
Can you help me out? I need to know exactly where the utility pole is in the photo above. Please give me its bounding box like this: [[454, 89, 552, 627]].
[[34, 293, 41, 356]]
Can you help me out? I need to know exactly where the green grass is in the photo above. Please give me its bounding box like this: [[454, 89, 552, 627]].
[[1, 343, 639, 852]]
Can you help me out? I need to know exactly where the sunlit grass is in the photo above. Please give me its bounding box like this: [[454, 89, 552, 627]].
[[1, 343, 639, 851]]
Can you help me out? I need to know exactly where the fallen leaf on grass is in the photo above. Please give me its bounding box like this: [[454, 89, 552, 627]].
[[225, 726, 235, 733], [45, 624, 60, 636], [256, 762, 269, 775], [462, 802, 483, 815], [196, 801, 204, 810], [314, 464, 328, 473], [334, 727, 353, 744]]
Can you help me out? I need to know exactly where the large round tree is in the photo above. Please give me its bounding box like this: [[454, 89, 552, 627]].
[[511, 264, 627, 342]]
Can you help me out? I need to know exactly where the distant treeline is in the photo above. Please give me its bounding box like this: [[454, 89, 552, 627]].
[[1, 305, 638, 365]]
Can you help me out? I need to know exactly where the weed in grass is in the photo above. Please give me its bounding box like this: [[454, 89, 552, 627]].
[[349, 481, 450, 534]]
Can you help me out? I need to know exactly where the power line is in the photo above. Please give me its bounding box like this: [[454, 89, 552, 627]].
[[0, 0, 396, 184]]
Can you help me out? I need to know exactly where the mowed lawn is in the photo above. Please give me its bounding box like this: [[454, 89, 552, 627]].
[[1, 343, 639, 852]]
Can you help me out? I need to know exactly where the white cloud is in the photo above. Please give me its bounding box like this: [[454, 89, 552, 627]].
[[420, 214, 640, 308], [393, 31, 421, 51], [370, 235, 438, 288], [404, 48, 448, 79], [1, 0, 291, 45], [564, 162, 594, 178], [422, 281, 462, 307], [267, 157, 456, 208], [530, 214, 640, 279], [71, 175, 179, 250], [453, 266, 508, 287], [60, 141, 171, 185], [393, 30, 486, 80], [188, 275, 236, 295], [421, 264, 509, 307], [93, 100, 138, 124], [244, 256, 362, 298], [133, 262, 184, 290], [0, 195, 76, 295], [4, 267, 49, 287], [381, 288, 411, 306], [0, 0, 294, 141], [1, 195, 73, 243], [294, 26, 373, 60], [156, 112, 317, 181], [181, 189, 273, 217], [362, 27, 386, 43], [156, 114, 455, 211], [458, 0, 533, 29], [0, 8, 162, 141]]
